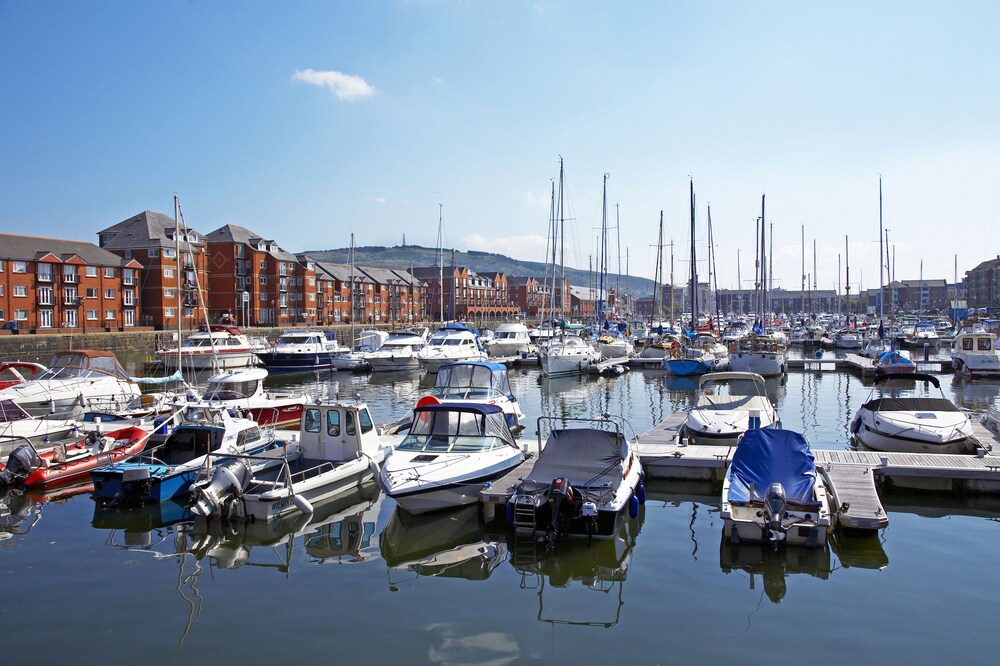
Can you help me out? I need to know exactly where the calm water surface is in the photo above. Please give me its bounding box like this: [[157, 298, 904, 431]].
[[3, 356, 1000, 664]]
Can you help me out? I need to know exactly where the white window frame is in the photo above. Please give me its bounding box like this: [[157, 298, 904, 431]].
[[85, 266, 98, 277]]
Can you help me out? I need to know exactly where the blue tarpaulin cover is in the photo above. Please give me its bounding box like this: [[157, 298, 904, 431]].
[[727, 429, 820, 507], [877, 350, 913, 367]]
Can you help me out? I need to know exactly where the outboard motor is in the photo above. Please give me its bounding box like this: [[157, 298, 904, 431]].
[[545, 477, 573, 544], [764, 482, 787, 544], [190, 459, 254, 520], [0, 445, 41, 486]]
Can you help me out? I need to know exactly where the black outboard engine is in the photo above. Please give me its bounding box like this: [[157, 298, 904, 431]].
[[191, 459, 254, 521], [764, 482, 787, 544], [0, 445, 41, 486], [545, 477, 574, 544]]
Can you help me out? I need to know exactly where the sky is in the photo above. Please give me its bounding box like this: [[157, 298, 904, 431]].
[[2, 1, 999, 296]]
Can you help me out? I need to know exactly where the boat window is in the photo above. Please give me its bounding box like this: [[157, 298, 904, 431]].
[[358, 408, 374, 434], [345, 411, 356, 436], [304, 408, 321, 433], [978, 338, 993, 351], [327, 410, 340, 436], [964, 338, 975, 350], [204, 379, 256, 400]]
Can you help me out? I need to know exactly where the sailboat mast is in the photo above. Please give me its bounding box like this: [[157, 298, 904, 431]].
[[708, 206, 721, 329], [879, 177, 885, 322], [349, 233, 356, 340], [689, 180, 697, 331], [737, 248, 742, 316], [598, 173, 608, 326], [558, 158, 566, 319], [615, 202, 622, 314], [801, 225, 806, 310], [173, 194, 183, 376], [768, 221, 773, 320], [437, 204, 444, 324]]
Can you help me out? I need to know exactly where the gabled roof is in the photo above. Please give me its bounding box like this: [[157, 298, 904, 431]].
[[314, 261, 364, 283], [205, 224, 299, 262], [391, 269, 423, 287], [357, 266, 409, 285], [966, 257, 1000, 275], [0, 234, 135, 267], [99, 211, 205, 250]]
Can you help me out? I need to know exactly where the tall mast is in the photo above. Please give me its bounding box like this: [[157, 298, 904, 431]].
[[615, 202, 622, 312], [708, 205, 721, 329], [801, 225, 806, 312], [349, 233, 355, 339], [768, 221, 773, 319], [759, 195, 766, 326], [737, 248, 742, 316], [173, 194, 183, 376], [669, 240, 675, 324], [437, 204, 444, 324], [845, 235, 851, 317], [598, 173, 608, 326], [879, 176, 885, 322], [689, 179, 697, 331], [653, 211, 663, 323]]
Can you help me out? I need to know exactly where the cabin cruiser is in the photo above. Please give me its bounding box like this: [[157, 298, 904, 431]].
[[331, 330, 386, 371], [539, 335, 602, 377], [850, 372, 976, 455], [255, 330, 343, 371], [873, 349, 914, 375], [528, 320, 561, 345], [0, 362, 46, 390], [726, 334, 786, 377], [506, 416, 643, 542], [178, 367, 306, 429], [366, 328, 428, 372], [426, 361, 524, 428], [909, 321, 940, 345], [379, 402, 525, 515], [683, 372, 779, 446], [722, 321, 751, 344], [951, 324, 1000, 379], [595, 329, 634, 360], [831, 329, 863, 350], [721, 428, 831, 547], [157, 325, 268, 370], [0, 350, 141, 418], [485, 322, 535, 358], [190, 398, 396, 523], [416, 323, 488, 374]]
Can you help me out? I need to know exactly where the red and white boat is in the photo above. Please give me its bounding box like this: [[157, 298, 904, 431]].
[[0, 362, 47, 391], [0, 425, 149, 489], [180, 367, 306, 429], [156, 325, 268, 370]]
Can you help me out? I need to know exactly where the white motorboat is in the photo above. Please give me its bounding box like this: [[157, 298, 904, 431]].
[[0, 400, 86, 455], [506, 415, 643, 542], [379, 402, 525, 515], [255, 330, 343, 371], [366, 328, 428, 372], [528, 320, 561, 345], [850, 372, 976, 454], [190, 398, 396, 523], [721, 428, 831, 547], [595, 330, 634, 360], [722, 321, 751, 344], [683, 372, 780, 446], [726, 334, 787, 377], [186, 367, 306, 429], [0, 350, 141, 418], [909, 321, 940, 345], [831, 329, 863, 350], [331, 330, 388, 371], [157, 325, 267, 370], [951, 324, 1000, 379], [426, 361, 524, 428], [416, 323, 488, 374], [873, 349, 914, 375], [485, 322, 535, 358], [539, 335, 602, 377]]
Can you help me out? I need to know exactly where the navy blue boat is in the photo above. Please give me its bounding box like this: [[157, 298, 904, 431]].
[[255, 331, 343, 371]]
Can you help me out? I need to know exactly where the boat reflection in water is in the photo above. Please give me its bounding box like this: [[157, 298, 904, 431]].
[[508, 514, 642, 628], [380, 504, 507, 587], [2, 482, 94, 538]]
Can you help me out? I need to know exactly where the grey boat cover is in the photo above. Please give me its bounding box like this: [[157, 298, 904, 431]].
[[523, 428, 625, 492], [861, 397, 960, 413]]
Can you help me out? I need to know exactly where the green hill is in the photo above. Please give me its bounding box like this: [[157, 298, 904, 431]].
[[304, 244, 656, 296]]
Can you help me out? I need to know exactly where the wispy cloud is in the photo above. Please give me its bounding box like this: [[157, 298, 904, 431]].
[[292, 69, 375, 101], [460, 234, 549, 263], [430, 76, 444, 86], [371, 196, 387, 204]]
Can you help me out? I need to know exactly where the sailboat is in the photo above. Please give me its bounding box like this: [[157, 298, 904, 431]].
[[728, 195, 788, 377], [333, 233, 375, 371], [594, 174, 634, 360]]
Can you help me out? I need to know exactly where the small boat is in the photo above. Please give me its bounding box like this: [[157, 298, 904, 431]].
[[426, 361, 524, 428], [1, 425, 149, 489], [908, 321, 940, 346], [365, 328, 428, 372], [0, 362, 46, 391], [595, 329, 634, 360], [539, 335, 602, 377], [156, 325, 267, 370], [721, 428, 832, 547], [951, 324, 1000, 379], [0, 351, 141, 418], [379, 402, 525, 515], [850, 372, 976, 454], [189, 367, 306, 429], [726, 334, 787, 377], [873, 348, 914, 375], [417, 323, 488, 374], [1, 399, 86, 454], [485, 322, 535, 358], [332, 330, 386, 371], [663, 333, 728, 376], [190, 398, 396, 523], [255, 330, 343, 371], [831, 328, 863, 349], [91, 404, 292, 504], [506, 416, 643, 542], [721, 321, 751, 344], [683, 372, 780, 446]]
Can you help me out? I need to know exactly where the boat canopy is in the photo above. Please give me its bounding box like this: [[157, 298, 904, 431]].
[[433, 362, 513, 398], [401, 402, 516, 452], [728, 429, 819, 507], [877, 350, 914, 366], [42, 350, 130, 380], [527, 428, 625, 491]]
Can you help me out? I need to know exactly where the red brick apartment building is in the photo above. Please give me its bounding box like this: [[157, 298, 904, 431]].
[[97, 211, 209, 330], [0, 233, 142, 333], [412, 265, 518, 321]]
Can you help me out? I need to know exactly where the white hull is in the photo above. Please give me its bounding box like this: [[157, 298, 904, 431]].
[[418, 352, 488, 374], [952, 353, 1000, 379], [239, 461, 375, 523], [853, 409, 975, 455], [367, 353, 421, 372], [160, 351, 258, 370], [727, 351, 787, 376], [486, 341, 532, 357]]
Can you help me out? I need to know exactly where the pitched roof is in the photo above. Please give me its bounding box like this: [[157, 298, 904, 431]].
[[205, 224, 299, 262], [0, 234, 135, 267], [99, 211, 205, 250]]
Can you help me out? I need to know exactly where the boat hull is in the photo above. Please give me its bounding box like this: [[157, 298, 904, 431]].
[[255, 351, 336, 371], [367, 354, 421, 372], [239, 461, 375, 523], [159, 350, 258, 370], [727, 352, 787, 377], [664, 358, 715, 376]]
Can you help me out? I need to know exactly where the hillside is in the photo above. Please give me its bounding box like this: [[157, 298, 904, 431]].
[[303, 244, 656, 296]]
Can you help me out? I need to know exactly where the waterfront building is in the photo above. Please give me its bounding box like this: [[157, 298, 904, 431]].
[[963, 257, 1000, 309], [412, 265, 518, 321]]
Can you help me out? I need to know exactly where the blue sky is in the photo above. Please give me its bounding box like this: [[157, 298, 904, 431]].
[[2, 1, 998, 296]]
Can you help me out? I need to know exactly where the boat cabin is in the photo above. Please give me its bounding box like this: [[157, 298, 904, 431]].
[[431, 362, 515, 401], [298, 401, 382, 462], [397, 403, 517, 455], [0, 362, 46, 390], [202, 368, 268, 401], [38, 351, 130, 381]]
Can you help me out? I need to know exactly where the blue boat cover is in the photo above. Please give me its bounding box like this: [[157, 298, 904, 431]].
[[727, 429, 820, 507], [877, 350, 913, 366]]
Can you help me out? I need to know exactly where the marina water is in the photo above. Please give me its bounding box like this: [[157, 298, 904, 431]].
[[3, 354, 999, 663]]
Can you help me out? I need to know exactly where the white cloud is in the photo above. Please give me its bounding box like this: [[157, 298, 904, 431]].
[[371, 196, 387, 204], [430, 76, 444, 85], [524, 190, 552, 209], [460, 234, 549, 263], [292, 68, 375, 101]]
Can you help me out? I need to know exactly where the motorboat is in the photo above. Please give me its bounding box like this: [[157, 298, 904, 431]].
[[332, 330, 388, 371], [850, 372, 976, 455], [365, 328, 428, 372], [255, 330, 343, 371], [727, 334, 787, 377], [0, 362, 46, 390], [831, 329, 863, 350], [539, 335, 601, 377], [908, 321, 940, 345], [379, 402, 525, 515], [951, 324, 1000, 379], [156, 325, 267, 370], [506, 415, 643, 542], [416, 323, 488, 374], [594, 329, 634, 360], [0, 350, 141, 418], [683, 372, 779, 446], [190, 398, 396, 523], [721, 428, 831, 547], [0, 399, 87, 454], [90, 404, 293, 504], [873, 349, 914, 375], [185, 367, 306, 429], [0, 424, 149, 489], [722, 321, 751, 344], [663, 333, 729, 376], [528, 320, 561, 345], [485, 322, 535, 358], [425, 361, 524, 428]]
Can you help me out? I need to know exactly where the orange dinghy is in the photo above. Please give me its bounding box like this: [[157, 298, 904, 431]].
[[0, 425, 149, 489]]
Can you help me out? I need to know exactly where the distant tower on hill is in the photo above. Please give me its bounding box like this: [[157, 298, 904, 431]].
[[401, 233, 406, 247]]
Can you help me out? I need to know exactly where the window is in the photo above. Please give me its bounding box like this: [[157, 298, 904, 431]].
[[123, 289, 135, 306], [104, 267, 115, 278], [148, 248, 159, 258], [124, 310, 135, 327], [63, 265, 76, 282], [13, 285, 27, 297], [0, 309, 4, 320], [12, 261, 27, 273], [85, 266, 97, 277], [0, 285, 3, 296], [163, 248, 176, 258], [123, 269, 134, 285], [259, 292, 267, 302], [38, 264, 53, 282], [87, 309, 99, 320], [978, 338, 993, 351], [164, 288, 175, 298], [105, 310, 115, 320], [63, 310, 78, 328], [164, 268, 174, 278], [345, 411, 356, 436], [124, 250, 132, 259], [38, 310, 53, 328], [259, 260, 267, 270], [105, 288, 115, 299], [326, 410, 340, 436], [38, 286, 53, 305], [358, 408, 374, 434], [259, 276, 268, 285], [64, 286, 78, 305], [964, 338, 974, 351], [303, 408, 321, 433], [164, 307, 175, 318], [86, 288, 98, 298], [0, 260, 4, 272], [15, 309, 29, 321]]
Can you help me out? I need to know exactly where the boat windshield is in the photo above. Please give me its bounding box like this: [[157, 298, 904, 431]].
[[279, 334, 315, 345], [203, 379, 259, 400], [38, 352, 128, 380], [398, 408, 514, 453], [158, 426, 224, 465], [431, 365, 510, 399], [0, 399, 31, 423]]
